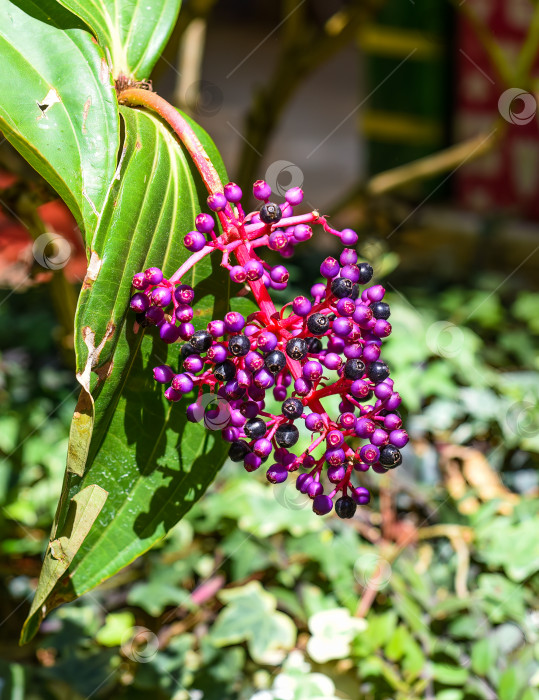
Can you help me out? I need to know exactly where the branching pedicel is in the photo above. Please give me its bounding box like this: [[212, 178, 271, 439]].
[[121, 88, 408, 519]]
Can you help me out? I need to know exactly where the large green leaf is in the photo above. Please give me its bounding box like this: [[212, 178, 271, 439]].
[[56, 0, 182, 79], [0, 0, 119, 235], [21, 106, 230, 643]]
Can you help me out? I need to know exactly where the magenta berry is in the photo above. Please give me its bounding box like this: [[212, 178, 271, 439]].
[[184, 231, 206, 252], [207, 192, 227, 211], [130, 292, 150, 313], [253, 179, 272, 200], [285, 187, 303, 205], [224, 182, 242, 202]]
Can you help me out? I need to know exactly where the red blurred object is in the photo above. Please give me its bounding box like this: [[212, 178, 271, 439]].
[[0, 175, 87, 288], [454, 0, 539, 220]]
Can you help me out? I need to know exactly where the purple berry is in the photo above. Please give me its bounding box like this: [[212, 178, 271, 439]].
[[253, 438, 272, 457], [253, 179, 272, 200], [311, 283, 326, 300], [302, 360, 323, 381], [307, 481, 323, 498], [362, 343, 381, 363], [336, 298, 356, 317], [270, 265, 289, 284], [224, 182, 242, 202], [171, 373, 194, 393], [332, 317, 353, 338], [266, 463, 288, 484], [367, 285, 385, 302], [305, 412, 323, 432], [313, 494, 333, 515], [384, 413, 402, 430], [174, 284, 195, 305], [130, 293, 150, 313], [224, 311, 245, 333], [173, 302, 192, 321], [159, 322, 181, 343], [244, 260, 264, 280], [183, 355, 204, 373], [178, 322, 195, 341], [285, 187, 303, 205], [268, 229, 288, 250], [293, 224, 312, 242], [164, 386, 182, 402], [132, 272, 149, 289], [184, 231, 206, 252], [340, 228, 358, 246], [340, 248, 358, 266], [195, 213, 214, 233], [352, 487, 371, 505], [339, 412, 356, 429], [245, 453, 262, 472], [257, 330, 278, 353], [320, 256, 340, 279], [153, 365, 175, 383], [144, 267, 163, 285], [389, 429, 408, 448], [207, 192, 227, 211], [294, 377, 312, 396], [355, 417, 376, 439], [230, 265, 247, 283], [323, 353, 342, 371], [253, 368, 275, 389], [360, 444, 380, 464], [328, 465, 346, 483]]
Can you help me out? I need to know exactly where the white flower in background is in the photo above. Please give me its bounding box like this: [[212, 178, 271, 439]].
[[307, 608, 367, 663], [250, 650, 340, 700]]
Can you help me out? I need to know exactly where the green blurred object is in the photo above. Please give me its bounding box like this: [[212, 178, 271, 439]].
[[360, 0, 453, 195]]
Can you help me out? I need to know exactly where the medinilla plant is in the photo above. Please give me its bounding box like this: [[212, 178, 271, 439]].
[[0, 0, 406, 643]]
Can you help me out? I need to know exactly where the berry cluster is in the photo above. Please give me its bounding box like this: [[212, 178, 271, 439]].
[[130, 179, 407, 518]]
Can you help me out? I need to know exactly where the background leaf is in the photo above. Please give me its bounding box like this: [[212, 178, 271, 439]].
[[56, 0, 183, 79], [21, 105, 230, 641], [0, 0, 119, 235]]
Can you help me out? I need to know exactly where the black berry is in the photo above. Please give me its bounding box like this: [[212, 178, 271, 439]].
[[260, 202, 282, 224], [286, 338, 307, 361], [379, 444, 402, 468], [344, 358, 366, 380], [306, 337, 323, 354], [307, 313, 330, 336], [244, 417, 267, 439], [228, 334, 250, 356], [281, 397, 304, 420], [190, 330, 212, 353], [330, 277, 354, 299], [180, 342, 198, 358], [335, 496, 357, 519], [214, 360, 236, 382], [229, 441, 250, 462], [370, 302, 390, 320], [357, 262, 373, 284], [275, 424, 299, 447], [265, 350, 286, 374], [367, 361, 390, 384]]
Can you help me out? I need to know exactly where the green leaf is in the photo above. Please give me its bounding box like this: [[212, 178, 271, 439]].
[[96, 611, 135, 646], [471, 637, 497, 677], [431, 663, 468, 686], [498, 667, 522, 700], [22, 106, 230, 642], [56, 0, 182, 79], [0, 0, 119, 235], [211, 581, 297, 665]]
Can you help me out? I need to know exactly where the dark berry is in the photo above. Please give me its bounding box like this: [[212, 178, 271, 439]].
[[190, 330, 212, 353], [286, 337, 308, 361], [306, 337, 323, 353], [214, 360, 236, 382], [244, 417, 267, 439], [330, 277, 354, 299], [180, 342, 198, 358], [357, 262, 374, 284], [367, 361, 390, 384], [275, 423, 299, 447], [228, 334, 250, 357], [379, 444, 402, 468], [343, 358, 366, 380], [307, 313, 330, 336], [370, 301, 391, 320], [260, 202, 282, 224], [229, 441, 250, 462], [281, 397, 304, 420], [265, 350, 286, 374], [351, 284, 360, 300], [335, 496, 357, 519]]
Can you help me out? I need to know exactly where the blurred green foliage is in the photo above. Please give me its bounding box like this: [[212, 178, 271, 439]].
[[1, 259, 538, 700]]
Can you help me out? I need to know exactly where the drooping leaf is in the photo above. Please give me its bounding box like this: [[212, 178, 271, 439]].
[[56, 0, 182, 79], [0, 0, 119, 236], [21, 106, 230, 642]]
